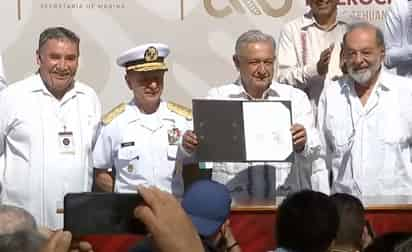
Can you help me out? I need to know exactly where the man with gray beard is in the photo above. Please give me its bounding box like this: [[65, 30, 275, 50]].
[[317, 22, 412, 196]]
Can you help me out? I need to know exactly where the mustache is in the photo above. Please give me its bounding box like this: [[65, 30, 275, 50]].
[[351, 68, 368, 73], [143, 88, 160, 93], [52, 70, 71, 75], [255, 74, 270, 79], [51, 67, 72, 76]]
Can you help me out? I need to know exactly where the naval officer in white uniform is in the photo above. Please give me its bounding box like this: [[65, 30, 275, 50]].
[[93, 43, 192, 196]]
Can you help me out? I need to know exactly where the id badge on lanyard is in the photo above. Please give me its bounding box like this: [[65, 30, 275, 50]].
[[58, 130, 75, 154]]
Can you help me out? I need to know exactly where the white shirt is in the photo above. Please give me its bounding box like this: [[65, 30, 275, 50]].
[[0, 74, 101, 229], [0, 56, 5, 195], [0, 55, 6, 91], [205, 79, 324, 200], [384, 0, 412, 77], [93, 100, 192, 197], [277, 11, 347, 110], [317, 69, 412, 196]]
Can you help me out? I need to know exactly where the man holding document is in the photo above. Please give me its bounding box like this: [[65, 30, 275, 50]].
[[183, 30, 326, 199]]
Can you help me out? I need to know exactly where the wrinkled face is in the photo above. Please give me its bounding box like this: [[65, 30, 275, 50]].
[[36, 38, 79, 97], [126, 70, 165, 107], [234, 41, 275, 94], [309, 0, 337, 17], [342, 27, 384, 86]]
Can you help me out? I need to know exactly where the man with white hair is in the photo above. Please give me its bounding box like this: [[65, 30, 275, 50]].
[[183, 30, 325, 198], [318, 22, 412, 196]]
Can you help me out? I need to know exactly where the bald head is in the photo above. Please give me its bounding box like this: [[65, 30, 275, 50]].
[[0, 205, 37, 235], [342, 22, 385, 50]]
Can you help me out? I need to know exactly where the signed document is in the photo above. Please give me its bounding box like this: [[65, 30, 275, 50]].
[[243, 101, 293, 161], [192, 99, 293, 162]]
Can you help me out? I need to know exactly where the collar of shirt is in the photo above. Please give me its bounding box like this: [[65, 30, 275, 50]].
[[302, 11, 344, 32], [234, 78, 280, 99], [29, 74, 87, 103], [127, 99, 175, 124]]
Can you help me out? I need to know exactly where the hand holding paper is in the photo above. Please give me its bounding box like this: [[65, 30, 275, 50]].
[[290, 123, 306, 153]]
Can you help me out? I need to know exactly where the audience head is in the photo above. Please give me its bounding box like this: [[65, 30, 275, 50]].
[[182, 180, 232, 237], [182, 180, 233, 251], [364, 232, 412, 252], [394, 236, 412, 252], [0, 205, 37, 235], [233, 29, 276, 98], [330, 193, 365, 250], [0, 230, 46, 252], [276, 190, 339, 252], [342, 22, 385, 87], [36, 26, 80, 100]]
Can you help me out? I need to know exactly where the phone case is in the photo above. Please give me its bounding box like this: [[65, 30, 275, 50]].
[[63, 192, 146, 236]]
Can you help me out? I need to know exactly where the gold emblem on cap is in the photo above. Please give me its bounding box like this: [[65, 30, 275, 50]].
[[144, 46, 158, 62]]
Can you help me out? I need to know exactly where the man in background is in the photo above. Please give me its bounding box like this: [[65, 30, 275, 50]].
[[277, 0, 347, 116], [384, 0, 412, 77]]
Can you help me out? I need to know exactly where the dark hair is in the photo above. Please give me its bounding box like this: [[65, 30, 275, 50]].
[[0, 230, 46, 252], [395, 236, 412, 252], [364, 232, 412, 252], [342, 22, 385, 49], [276, 190, 339, 252], [330, 193, 365, 249], [38, 26, 80, 52]]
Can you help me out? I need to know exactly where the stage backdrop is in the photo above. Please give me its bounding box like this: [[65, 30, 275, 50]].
[[0, 0, 392, 112]]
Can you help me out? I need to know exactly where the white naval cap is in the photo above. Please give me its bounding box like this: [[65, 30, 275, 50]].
[[116, 43, 170, 72]]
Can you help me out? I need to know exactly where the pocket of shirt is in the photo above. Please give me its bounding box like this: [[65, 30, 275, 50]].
[[117, 146, 140, 174], [327, 115, 354, 155], [332, 132, 353, 155]]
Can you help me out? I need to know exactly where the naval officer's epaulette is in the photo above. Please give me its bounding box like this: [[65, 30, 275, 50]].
[[102, 103, 126, 125], [167, 101, 192, 120]]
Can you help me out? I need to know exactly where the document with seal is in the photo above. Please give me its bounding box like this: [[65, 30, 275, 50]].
[[192, 99, 293, 162]]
